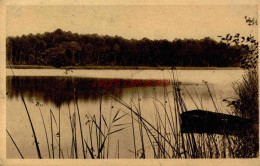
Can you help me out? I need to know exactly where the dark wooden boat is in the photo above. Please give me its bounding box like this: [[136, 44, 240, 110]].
[[180, 110, 258, 136]]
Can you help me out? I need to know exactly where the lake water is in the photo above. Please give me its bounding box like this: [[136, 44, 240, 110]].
[[6, 69, 245, 159]]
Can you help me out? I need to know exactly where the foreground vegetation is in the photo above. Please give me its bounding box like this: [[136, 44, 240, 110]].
[[6, 69, 258, 159], [221, 16, 259, 157]]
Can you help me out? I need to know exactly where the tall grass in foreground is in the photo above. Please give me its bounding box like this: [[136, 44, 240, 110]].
[[224, 70, 258, 158], [7, 69, 258, 158], [110, 70, 257, 158]]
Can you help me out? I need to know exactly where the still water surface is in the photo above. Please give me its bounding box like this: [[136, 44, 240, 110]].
[[6, 69, 244, 158]]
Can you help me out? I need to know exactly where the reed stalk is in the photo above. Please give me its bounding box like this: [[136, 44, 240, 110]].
[[38, 107, 51, 158], [21, 94, 42, 159], [6, 130, 24, 159]]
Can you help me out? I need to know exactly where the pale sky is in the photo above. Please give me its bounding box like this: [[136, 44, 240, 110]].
[[6, 5, 258, 41]]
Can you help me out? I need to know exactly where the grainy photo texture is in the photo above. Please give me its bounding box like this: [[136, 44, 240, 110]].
[[6, 5, 258, 159]]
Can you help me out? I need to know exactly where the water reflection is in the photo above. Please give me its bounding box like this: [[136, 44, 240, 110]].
[[7, 76, 129, 106], [7, 76, 215, 109]]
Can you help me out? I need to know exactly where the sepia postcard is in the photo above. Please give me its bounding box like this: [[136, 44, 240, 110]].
[[0, 0, 259, 166]]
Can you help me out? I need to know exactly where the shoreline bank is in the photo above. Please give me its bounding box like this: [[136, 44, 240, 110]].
[[6, 65, 242, 70]]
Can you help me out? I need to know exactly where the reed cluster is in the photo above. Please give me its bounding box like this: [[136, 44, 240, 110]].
[[7, 69, 258, 159]]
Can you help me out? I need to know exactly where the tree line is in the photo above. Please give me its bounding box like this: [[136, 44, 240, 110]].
[[6, 29, 242, 68]]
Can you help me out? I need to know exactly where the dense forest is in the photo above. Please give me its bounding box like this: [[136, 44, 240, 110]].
[[6, 29, 242, 68]]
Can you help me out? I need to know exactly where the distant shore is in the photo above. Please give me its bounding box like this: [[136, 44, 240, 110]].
[[6, 65, 242, 70]]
